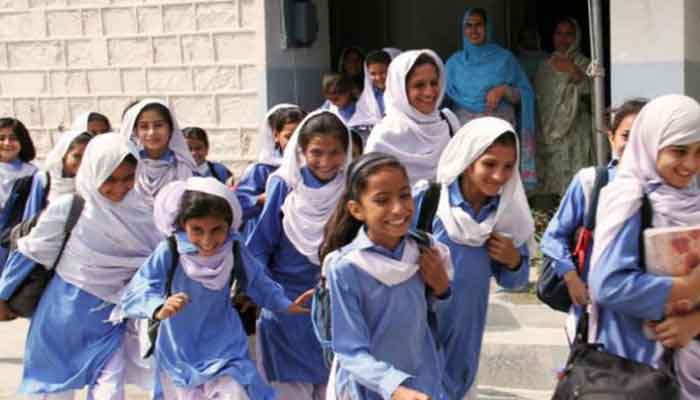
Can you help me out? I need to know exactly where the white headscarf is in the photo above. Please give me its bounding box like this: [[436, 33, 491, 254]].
[[18, 133, 162, 304], [272, 109, 352, 265], [589, 94, 700, 339], [120, 99, 196, 201], [71, 112, 91, 134], [435, 117, 534, 247], [42, 130, 85, 203], [382, 47, 402, 60], [257, 103, 300, 166], [347, 54, 387, 128], [365, 49, 458, 185], [154, 177, 243, 290]]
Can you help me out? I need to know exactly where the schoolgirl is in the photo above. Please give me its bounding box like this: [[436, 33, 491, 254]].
[[337, 46, 365, 96], [235, 104, 305, 237], [0, 133, 162, 399], [414, 117, 534, 400], [182, 127, 233, 184], [0, 118, 37, 213], [365, 50, 459, 186], [72, 112, 112, 136], [245, 110, 352, 399], [589, 94, 700, 398], [320, 152, 453, 400], [120, 99, 197, 203], [121, 177, 312, 399], [540, 99, 645, 320], [346, 50, 392, 130]]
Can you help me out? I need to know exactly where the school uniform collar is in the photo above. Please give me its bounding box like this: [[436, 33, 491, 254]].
[[346, 226, 407, 262], [139, 149, 175, 162], [448, 180, 500, 223], [3, 158, 25, 169], [300, 166, 331, 188]]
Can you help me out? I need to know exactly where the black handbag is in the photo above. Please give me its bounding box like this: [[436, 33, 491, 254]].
[[552, 312, 679, 400], [537, 166, 608, 312]]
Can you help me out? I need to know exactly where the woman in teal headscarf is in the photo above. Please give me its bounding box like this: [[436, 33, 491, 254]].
[[446, 8, 537, 190]]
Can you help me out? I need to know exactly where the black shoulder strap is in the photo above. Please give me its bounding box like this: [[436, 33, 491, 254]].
[[165, 236, 179, 297], [439, 110, 454, 138], [639, 194, 653, 268], [207, 161, 222, 181], [51, 194, 85, 269], [41, 172, 52, 210], [416, 182, 441, 233], [583, 166, 609, 230], [5, 175, 35, 228], [230, 240, 248, 292]]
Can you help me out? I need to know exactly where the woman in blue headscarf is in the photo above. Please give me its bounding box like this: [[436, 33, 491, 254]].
[[445, 8, 537, 190]]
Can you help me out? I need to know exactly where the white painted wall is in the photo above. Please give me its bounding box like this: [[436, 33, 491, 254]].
[[0, 0, 265, 175]]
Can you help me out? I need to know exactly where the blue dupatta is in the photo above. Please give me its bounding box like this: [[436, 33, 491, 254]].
[[445, 9, 537, 189]]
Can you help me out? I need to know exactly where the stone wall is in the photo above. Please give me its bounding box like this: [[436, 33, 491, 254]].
[[0, 0, 263, 174]]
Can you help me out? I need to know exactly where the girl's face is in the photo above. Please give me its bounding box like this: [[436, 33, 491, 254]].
[[274, 122, 298, 152], [406, 64, 440, 115], [302, 134, 347, 182], [553, 20, 577, 53], [183, 214, 229, 256], [326, 92, 352, 109], [464, 13, 487, 46], [62, 143, 88, 178], [368, 62, 388, 91], [0, 127, 21, 163], [99, 161, 136, 202], [343, 52, 363, 77], [186, 137, 208, 166], [656, 142, 700, 189], [87, 120, 110, 135], [461, 143, 517, 201], [608, 113, 637, 158], [348, 166, 413, 250], [136, 109, 172, 159]]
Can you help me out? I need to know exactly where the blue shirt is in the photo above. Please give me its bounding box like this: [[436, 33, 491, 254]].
[[235, 162, 279, 239], [194, 161, 232, 184], [327, 228, 450, 400], [414, 181, 529, 399], [321, 100, 357, 123], [121, 233, 291, 398], [372, 86, 386, 116], [245, 166, 330, 383]]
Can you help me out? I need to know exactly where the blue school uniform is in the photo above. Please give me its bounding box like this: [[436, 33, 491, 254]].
[[372, 86, 386, 116], [21, 171, 50, 222], [541, 161, 618, 283], [327, 228, 450, 400], [321, 100, 357, 123], [235, 160, 279, 238], [0, 251, 124, 395], [589, 207, 672, 367], [414, 182, 529, 399], [121, 232, 292, 399], [195, 161, 232, 184], [245, 167, 330, 384]]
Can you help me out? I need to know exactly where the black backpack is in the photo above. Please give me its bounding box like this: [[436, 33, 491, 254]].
[[6, 193, 83, 318], [537, 166, 608, 312], [144, 236, 250, 358], [0, 173, 51, 249]]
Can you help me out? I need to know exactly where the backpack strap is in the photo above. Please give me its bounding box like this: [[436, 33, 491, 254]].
[[639, 194, 653, 269], [439, 110, 454, 138], [42, 171, 52, 210], [229, 240, 248, 294], [583, 166, 609, 230], [416, 182, 441, 233], [165, 236, 179, 297], [51, 194, 85, 270], [207, 161, 222, 182]]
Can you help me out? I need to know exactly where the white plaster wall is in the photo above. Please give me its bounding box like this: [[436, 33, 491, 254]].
[[0, 0, 265, 174]]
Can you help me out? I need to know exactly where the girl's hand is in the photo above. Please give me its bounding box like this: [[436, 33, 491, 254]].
[[487, 233, 521, 269], [563, 271, 589, 306], [654, 311, 700, 348], [288, 288, 314, 314], [256, 193, 267, 207], [392, 386, 430, 400], [0, 300, 16, 321], [418, 246, 449, 297], [155, 292, 189, 321], [485, 85, 508, 112]]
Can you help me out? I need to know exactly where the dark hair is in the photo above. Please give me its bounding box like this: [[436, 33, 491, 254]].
[[350, 129, 364, 153], [319, 153, 408, 263], [270, 107, 306, 133], [491, 131, 517, 149], [339, 47, 365, 71], [87, 112, 112, 132], [0, 118, 36, 162], [176, 190, 233, 229], [322, 73, 354, 96], [554, 17, 577, 32], [121, 153, 138, 167], [122, 100, 140, 119], [365, 50, 391, 67], [468, 8, 488, 23], [183, 126, 209, 148], [67, 132, 94, 153], [605, 98, 648, 135], [298, 112, 349, 153], [137, 103, 174, 130], [406, 53, 440, 85]]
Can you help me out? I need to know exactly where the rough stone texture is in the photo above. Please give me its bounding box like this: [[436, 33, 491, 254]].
[[0, 0, 262, 171]]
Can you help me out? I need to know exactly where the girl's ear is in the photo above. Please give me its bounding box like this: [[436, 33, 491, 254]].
[[346, 199, 365, 222]]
